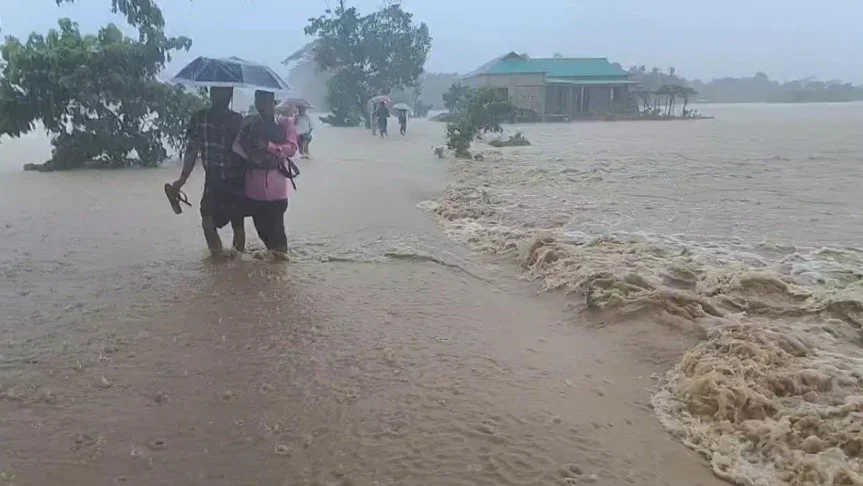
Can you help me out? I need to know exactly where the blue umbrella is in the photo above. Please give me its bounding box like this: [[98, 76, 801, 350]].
[[171, 56, 291, 92]]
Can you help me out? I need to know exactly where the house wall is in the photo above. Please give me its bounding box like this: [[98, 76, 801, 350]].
[[586, 86, 612, 114], [466, 74, 546, 116], [511, 86, 545, 114]]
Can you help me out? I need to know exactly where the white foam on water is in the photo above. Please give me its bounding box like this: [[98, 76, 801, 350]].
[[425, 116, 863, 485]]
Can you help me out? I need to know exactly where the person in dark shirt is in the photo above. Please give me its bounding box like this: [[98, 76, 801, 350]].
[[397, 109, 408, 136], [375, 102, 389, 138], [170, 87, 245, 256]]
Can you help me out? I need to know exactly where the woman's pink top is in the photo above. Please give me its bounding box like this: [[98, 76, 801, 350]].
[[244, 118, 298, 202]]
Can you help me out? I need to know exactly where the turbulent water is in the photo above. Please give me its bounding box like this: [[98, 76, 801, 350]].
[[1, 103, 861, 485], [426, 102, 863, 485]]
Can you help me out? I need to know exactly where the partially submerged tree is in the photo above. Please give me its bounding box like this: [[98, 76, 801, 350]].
[[655, 84, 697, 117], [0, 19, 205, 169], [304, 1, 432, 126], [445, 87, 515, 158], [679, 86, 697, 117]]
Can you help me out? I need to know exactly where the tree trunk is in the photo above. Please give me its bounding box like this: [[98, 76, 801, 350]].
[[355, 95, 370, 128]]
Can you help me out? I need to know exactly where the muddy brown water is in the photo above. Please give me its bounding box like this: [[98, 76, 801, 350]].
[[6, 104, 860, 485]]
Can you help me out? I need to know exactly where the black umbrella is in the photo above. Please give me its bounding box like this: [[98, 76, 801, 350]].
[[171, 56, 291, 92]]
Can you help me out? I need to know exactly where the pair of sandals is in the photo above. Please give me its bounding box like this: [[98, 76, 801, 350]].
[[163, 183, 192, 215]]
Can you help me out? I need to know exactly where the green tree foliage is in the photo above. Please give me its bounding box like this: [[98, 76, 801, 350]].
[[0, 19, 205, 169], [445, 87, 515, 158], [304, 1, 432, 126], [442, 83, 471, 114]]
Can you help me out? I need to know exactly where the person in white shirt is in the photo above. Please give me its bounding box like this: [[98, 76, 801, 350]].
[[294, 105, 314, 159]]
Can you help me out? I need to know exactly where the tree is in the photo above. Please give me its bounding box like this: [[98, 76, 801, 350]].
[[445, 87, 515, 158], [679, 86, 697, 117], [0, 19, 205, 170], [442, 83, 471, 114], [304, 1, 432, 126]]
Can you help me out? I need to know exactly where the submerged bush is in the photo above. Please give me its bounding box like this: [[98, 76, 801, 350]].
[[488, 132, 530, 147]]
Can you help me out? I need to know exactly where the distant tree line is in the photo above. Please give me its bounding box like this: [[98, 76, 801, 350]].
[[622, 65, 863, 104]]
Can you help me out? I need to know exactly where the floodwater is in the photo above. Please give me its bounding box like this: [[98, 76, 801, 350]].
[[0, 103, 861, 486]]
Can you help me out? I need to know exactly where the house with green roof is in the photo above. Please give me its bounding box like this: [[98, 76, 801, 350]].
[[464, 52, 639, 120]]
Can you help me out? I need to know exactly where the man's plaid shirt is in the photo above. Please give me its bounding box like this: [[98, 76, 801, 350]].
[[185, 108, 244, 183]]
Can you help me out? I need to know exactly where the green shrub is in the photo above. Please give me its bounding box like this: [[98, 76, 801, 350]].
[[444, 87, 515, 158], [488, 132, 530, 147]]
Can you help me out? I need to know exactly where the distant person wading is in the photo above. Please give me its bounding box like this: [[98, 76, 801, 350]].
[[295, 105, 314, 159], [375, 101, 390, 138], [398, 109, 408, 136]]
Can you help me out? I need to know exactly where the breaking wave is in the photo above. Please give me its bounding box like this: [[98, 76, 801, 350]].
[[424, 143, 863, 485]]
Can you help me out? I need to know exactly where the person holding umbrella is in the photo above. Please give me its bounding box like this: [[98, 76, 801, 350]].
[[393, 103, 411, 136], [165, 56, 293, 256], [375, 101, 390, 138], [368, 96, 391, 136], [167, 86, 246, 256]]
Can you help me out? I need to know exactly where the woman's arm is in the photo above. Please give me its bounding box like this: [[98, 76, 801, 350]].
[[280, 119, 299, 158]]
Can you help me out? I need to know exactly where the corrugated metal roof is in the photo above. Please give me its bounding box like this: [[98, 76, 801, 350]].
[[546, 78, 640, 85], [465, 53, 629, 79]]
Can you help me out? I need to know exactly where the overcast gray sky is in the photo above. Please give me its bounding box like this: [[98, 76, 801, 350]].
[[2, 0, 862, 82]]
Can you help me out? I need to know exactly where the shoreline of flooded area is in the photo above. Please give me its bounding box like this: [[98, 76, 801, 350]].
[[2, 103, 862, 485]]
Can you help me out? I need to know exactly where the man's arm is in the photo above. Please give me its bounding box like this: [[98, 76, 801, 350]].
[[172, 140, 199, 189], [172, 113, 200, 190]]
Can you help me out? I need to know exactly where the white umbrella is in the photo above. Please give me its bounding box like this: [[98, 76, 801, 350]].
[[393, 103, 413, 114]]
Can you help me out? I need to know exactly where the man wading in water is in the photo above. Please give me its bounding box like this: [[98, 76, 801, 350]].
[[168, 87, 245, 256], [375, 101, 390, 138]]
